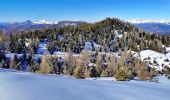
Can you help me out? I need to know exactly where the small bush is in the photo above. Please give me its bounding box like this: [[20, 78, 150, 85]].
[[167, 75, 170, 79], [162, 66, 170, 75], [115, 67, 132, 81], [138, 69, 149, 80], [135, 59, 150, 80], [164, 59, 169, 62], [148, 68, 157, 80]]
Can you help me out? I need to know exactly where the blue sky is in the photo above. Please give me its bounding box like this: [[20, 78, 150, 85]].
[[0, 0, 170, 22]]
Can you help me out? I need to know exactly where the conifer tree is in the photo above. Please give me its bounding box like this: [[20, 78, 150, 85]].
[[74, 59, 84, 79], [63, 51, 76, 75], [9, 55, 16, 69], [39, 55, 54, 74], [74, 50, 90, 78]]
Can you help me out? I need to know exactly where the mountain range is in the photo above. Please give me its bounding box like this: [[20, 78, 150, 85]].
[[1, 19, 170, 35], [0, 20, 87, 34], [127, 19, 170, 35]]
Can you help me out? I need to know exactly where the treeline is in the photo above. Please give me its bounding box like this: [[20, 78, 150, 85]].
[[1, 47, 170, 81], [26, 50, 160, 81]]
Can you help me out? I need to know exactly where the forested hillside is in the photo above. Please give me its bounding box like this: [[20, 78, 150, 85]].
[[7, 18, 169, 54]]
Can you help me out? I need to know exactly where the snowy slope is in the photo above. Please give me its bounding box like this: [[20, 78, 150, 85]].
[[133, 50, 170, 70], [0, 69, 170, 100]]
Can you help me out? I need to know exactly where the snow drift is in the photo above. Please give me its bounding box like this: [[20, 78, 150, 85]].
[[0, 69, 170, 100]]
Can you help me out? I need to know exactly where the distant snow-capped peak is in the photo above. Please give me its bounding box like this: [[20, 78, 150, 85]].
[[34, 20, 58, 24], [127, 19, 170, 24]]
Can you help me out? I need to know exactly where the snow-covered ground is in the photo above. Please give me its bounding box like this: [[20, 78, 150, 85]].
[[133, 50, 170, 70], [166, 47, 170, 53], [0, 68, 170, 100], [85, 41, 101, 50]]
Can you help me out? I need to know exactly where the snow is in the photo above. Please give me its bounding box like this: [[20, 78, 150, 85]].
[[37, 47, 47, 55], [25, 43, 29, 47], [85, 42, 92, 50], [166, 46, 170, 53], [34, 20, 58, 24], [114, 30, 123, 38], [5, 53, 28, 59], [93, 42, 101, 48], [86, 77, 114, 81], [5, 53, 15, 58], [53, 52, 67, 57], [0, 69, 170, 100], [37, 42, 48, 55], [85, 42, 101, 50], [111, 49, 170, 70], [58, 34, 64, 40], [134, 50, 170, 70]]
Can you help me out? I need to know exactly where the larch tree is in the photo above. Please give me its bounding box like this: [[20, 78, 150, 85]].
[[9, 55, 16, 69], [74, 50, 90, 78], [63, 51, 76, 75], [39, 55, 54, 74]]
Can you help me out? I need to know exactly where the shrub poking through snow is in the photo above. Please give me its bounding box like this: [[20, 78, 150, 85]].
[[115, 67, 132, 81], [16, 62, 22, 71], [167, 75, 170, 79], [138, 69, 149, 80], [136, 60, 150, 80], [28, 63, 40, 72], [148, 68, 157, 80], [162, 66, 170, 75], [163, 66, 170, 79]]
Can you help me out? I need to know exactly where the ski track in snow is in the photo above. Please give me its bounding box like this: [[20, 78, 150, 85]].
[[0, 69, 170, 100]]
